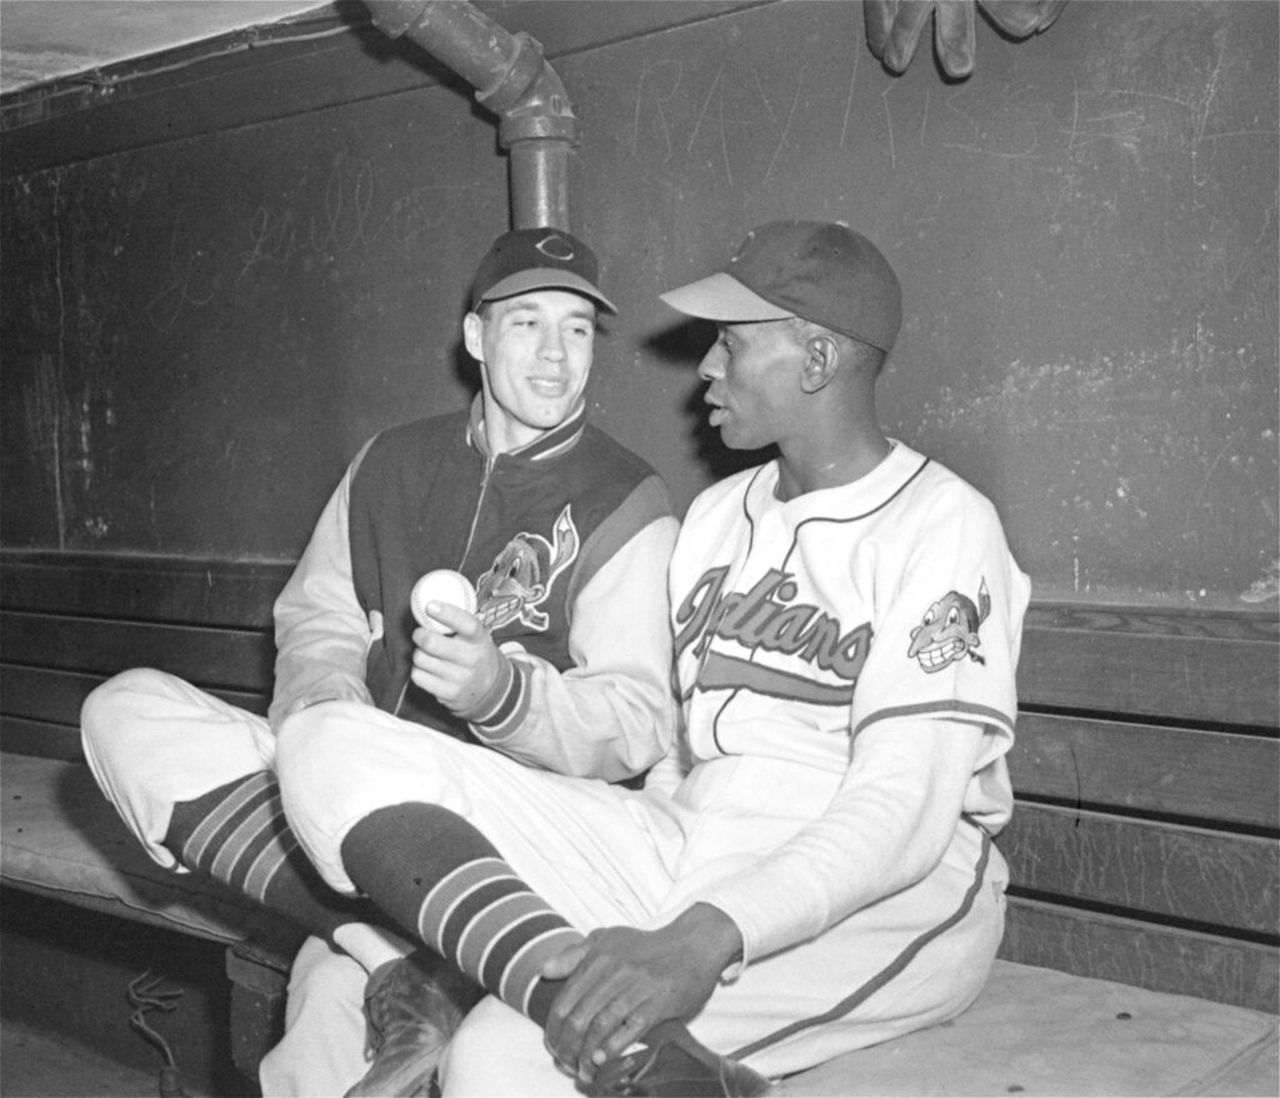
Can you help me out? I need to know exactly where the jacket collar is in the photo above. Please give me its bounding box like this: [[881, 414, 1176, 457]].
[[466, 394, 587, 463]]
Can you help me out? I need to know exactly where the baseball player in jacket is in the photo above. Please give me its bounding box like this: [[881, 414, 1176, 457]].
[[80, 228, 679, 1096], [274, 220, 1030, 1097]]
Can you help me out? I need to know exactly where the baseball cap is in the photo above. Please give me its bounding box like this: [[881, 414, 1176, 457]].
[[659, 220, 902, 352], [471, 228, 616, 313]]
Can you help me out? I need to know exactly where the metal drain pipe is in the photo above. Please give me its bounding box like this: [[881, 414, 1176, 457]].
[[363, 0, 578, 230]]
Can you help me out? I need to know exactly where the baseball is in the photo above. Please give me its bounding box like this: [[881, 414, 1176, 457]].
[[411, 569, 477, 633]]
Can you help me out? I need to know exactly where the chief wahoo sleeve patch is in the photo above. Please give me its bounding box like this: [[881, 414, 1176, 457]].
[[907, 578, 991, 673]]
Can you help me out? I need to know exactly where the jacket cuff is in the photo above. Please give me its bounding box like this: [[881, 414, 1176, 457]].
[[464, 649, 530, 740]]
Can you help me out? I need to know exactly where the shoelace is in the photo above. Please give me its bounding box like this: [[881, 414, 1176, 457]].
[[127, 970, 189, 1098]]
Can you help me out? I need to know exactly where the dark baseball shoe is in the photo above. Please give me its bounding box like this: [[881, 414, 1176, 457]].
[[588, 1020, 773, 1097], [344, 949, 483, 1098]]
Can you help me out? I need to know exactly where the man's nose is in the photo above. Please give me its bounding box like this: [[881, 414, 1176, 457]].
[[540, 329, 566, 360], [697, 345, 725, 381]]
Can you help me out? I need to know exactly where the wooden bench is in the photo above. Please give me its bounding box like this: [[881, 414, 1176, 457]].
[[0, 550, 302, 1087], [1001, 602, 1278, 1011], [3, 549, 1277, 1096]]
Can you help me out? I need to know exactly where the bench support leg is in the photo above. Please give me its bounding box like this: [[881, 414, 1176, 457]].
[[225, 945, 289, 1084]]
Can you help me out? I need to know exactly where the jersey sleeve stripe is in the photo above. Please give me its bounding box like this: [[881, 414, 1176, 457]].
[[854, 699, 1016, 736]]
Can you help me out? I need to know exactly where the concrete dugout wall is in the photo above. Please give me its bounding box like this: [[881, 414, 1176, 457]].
[[2, 0, 1276, 609]]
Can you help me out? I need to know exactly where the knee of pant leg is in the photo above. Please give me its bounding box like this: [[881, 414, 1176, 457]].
[[274, 701, 377, 826], [275, 701, 368, 786], [275, 703, 393, 897], [81, 667, 168, 733], [80, 667, 178, 769]]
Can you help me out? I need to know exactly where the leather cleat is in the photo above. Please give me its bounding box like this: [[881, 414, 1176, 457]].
[[345, 948, 483, 1098], [587, 1020, 773, 1097]]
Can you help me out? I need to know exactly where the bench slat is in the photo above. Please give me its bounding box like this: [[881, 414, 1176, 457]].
[[1009, 712, 1280, 830], [1019, 605, 1279, 728], [1003, 895, 1279, 1013], [0, 666, 271, 728], [0, 715, 85, 761], [1024, 604, 1280, 642], [1, 611, 275, 688], [0, 552, 290, 629], [1001, 803, 1279, 936]]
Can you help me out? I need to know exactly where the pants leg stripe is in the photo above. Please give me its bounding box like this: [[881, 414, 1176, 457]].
[[729, 828, 994, 1061]]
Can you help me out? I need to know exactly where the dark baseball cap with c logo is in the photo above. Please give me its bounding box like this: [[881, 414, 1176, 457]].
[[471, 228, 617, 313]]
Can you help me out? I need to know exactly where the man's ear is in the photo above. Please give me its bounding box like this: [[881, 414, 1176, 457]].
[[463, 311, 485, 362], [800, 334, 840, 393]]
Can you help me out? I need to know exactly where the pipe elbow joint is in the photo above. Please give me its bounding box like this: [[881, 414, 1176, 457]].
[[484, 33, 580, 149]]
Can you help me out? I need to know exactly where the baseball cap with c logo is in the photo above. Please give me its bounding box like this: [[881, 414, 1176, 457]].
[[471, 228, 617, 313]]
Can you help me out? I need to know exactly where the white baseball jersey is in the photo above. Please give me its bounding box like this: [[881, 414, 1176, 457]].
[[668, 440, 1031, 964]]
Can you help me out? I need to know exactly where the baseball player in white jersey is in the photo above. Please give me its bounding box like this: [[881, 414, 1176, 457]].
[[276, 219, 1030, 1096]]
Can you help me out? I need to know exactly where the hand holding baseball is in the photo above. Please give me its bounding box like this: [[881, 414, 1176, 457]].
[[408, 570, 502, 715]]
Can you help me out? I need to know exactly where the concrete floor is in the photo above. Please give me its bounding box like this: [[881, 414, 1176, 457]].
[[0, 1019, 204, 1098]]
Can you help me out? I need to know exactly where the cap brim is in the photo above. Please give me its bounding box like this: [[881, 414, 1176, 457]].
[[658, 272, 795, 323], [478, 268, 616, 313]]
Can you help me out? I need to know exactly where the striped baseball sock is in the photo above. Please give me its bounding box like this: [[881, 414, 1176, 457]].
[[340, 802, 583, 1026], [164, 770, 375, 940]]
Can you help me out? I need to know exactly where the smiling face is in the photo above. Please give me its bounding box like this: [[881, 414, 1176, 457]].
[[464, 289, 597, 454], [696, 319, 806, 452]]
